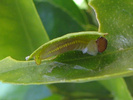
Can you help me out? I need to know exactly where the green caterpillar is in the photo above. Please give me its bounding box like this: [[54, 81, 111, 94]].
[[26, 31, 108, 65]]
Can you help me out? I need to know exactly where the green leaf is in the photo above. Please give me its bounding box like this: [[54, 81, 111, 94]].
[[0, 56, 133, 84], [0, 0, 133, 86], [89, 0, 133, 99], [0, 0, 49, 60], [34, 1, 112, 99], [125, 76, 133, 96], [50, 82, 111, 99], [34, 1, 84, 39], [43, 94, 63, 100], [89, 0, 133, 54], [34, 0, 89, 30], [99, 78, 132, 100]]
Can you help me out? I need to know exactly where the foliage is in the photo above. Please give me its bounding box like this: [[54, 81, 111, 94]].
[[0, 0, 133, 99]]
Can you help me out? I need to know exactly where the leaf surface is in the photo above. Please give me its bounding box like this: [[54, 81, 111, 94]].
[[34, 0, 89, 29], [99, 78, 132, 100], [0, 0, 49, 60], [0, 0, 133, 84]]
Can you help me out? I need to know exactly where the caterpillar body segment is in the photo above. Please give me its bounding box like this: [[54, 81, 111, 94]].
[[26, 31, 108, 65]]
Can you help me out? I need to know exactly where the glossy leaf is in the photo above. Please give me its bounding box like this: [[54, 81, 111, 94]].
[[34, 0, 89, 30], [99, 78, 132, 100], [43, 94, 63, 100], [50, 82, 111, 99], [125, 76, 133, 96], [0, 0, 49, 60], [0, 0, 133, 85], [0, 55, 133, 84], [34, 1, 112, 99], [89, 0, 133, 99], [34, 1, 84, 40]]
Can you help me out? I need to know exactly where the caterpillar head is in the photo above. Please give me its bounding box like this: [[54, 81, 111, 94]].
[[96, 37, 107, 53]]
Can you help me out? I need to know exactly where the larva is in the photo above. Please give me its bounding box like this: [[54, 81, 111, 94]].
[[26, 31, 108, 65]]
